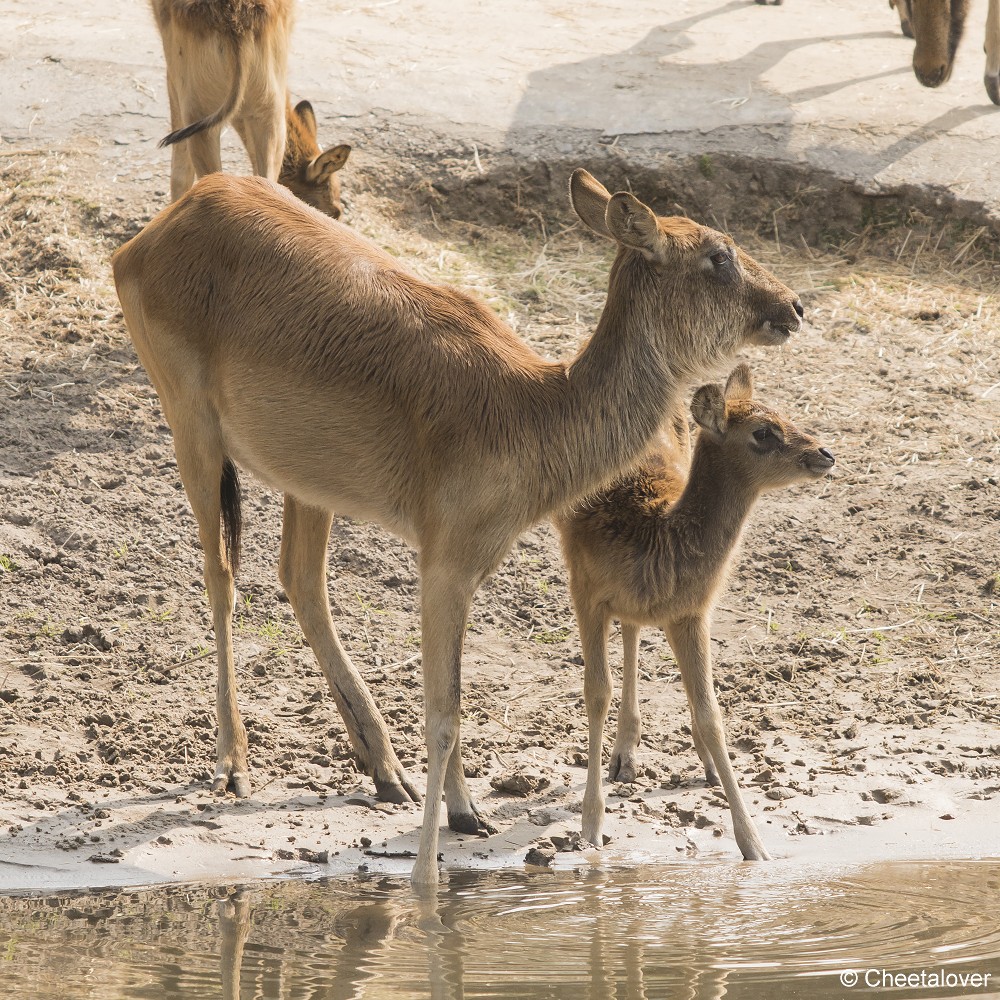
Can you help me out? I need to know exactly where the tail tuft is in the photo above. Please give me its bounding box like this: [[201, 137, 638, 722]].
[[220, 459, 243, 576], [158, 119, 213, 148]]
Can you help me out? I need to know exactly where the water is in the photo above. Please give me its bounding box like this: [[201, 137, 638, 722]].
[[2, 860, 999, 999]]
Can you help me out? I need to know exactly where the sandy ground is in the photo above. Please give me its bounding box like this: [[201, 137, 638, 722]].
[[1, 1, 999, 892]]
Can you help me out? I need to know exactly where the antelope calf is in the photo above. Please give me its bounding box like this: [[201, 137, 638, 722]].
[[556, 365, 834, 860], [150, 0, 352, 216], [111, 168, 803, 885], [891, 0, 1000, 104]]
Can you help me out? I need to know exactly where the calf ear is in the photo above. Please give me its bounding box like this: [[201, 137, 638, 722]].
[[724, 363, 754, 402], [605, 193, 665, 261], [570, 169, 613, 239], [306, 144, 351, 183], [294, 100, 318, 137], [691, 383, 727, 437]]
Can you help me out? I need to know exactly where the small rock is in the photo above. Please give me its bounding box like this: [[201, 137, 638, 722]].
[[527, 808, 556, 827], [871, 788, 901, 804], [550, 832, 585, 852], [297, 848, 329, 864], [765, 786, 797, 801], [490, 769, 550, 797], [524, 845, 555, 867]]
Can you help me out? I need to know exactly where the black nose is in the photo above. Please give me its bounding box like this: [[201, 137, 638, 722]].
[[819, 447, 835, 464], [793, 300, 804, 318]]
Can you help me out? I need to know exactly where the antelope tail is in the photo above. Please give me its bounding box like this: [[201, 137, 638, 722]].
[[158, 35, 252, 148]]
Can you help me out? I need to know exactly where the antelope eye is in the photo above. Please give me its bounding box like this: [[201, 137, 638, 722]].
[[752, 428, 772, 442], [710, 250, 729, 265]]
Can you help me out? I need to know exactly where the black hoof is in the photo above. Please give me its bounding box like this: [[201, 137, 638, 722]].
[[448, 807, 497, 837], [373, 771, 422, 804]]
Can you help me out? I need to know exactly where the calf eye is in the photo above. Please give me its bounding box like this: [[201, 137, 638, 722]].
[[710, 250, 729, 265], [752, 428, 772, 442]]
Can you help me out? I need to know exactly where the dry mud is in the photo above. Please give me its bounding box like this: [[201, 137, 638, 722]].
[[0, 144, 998, 891]]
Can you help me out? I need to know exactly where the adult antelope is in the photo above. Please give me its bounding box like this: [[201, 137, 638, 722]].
[[891, 0, 1000, 104], [556, 365, 835, 861], [112, 168, 803, 885], [150, 0, 352, 215]]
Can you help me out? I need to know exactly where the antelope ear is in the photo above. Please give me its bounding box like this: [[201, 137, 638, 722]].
[[306, 144, 351, 183], [691, 383, 727, 437], [293, 99, 317, 136], [724, 363, 754, 402], [570, 168, 613, 239], [605, 192, 664, 261]]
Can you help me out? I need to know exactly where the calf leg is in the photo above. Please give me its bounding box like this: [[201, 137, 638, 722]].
[[608, 622, 642, 783], [665, 616, 770, 861]]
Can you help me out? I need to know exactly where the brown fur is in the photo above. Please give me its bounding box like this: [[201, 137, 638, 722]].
[[151, 0, 279, 37], [556, 365, 835, 860], [149, 0, 351, 215], [110, 168, 803, 885], [892, 0, 1000, 103]]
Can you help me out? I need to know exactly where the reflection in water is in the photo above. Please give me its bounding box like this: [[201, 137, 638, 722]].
[[1, 860, 999, 999]]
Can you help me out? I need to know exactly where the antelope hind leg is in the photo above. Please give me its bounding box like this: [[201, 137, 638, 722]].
[[279, 495, 420, 803]]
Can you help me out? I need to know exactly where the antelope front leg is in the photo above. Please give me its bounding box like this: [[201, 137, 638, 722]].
[[986, 0, 1000, 104], [608, 622, 642, 783], [411, 560, 476, 887], [665, 616, 770, 861], [279, 496, 419, 803], [580, 609, 612, 847]]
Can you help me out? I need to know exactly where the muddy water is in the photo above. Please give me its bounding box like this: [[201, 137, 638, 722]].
[[1, 860, 999, 999]]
